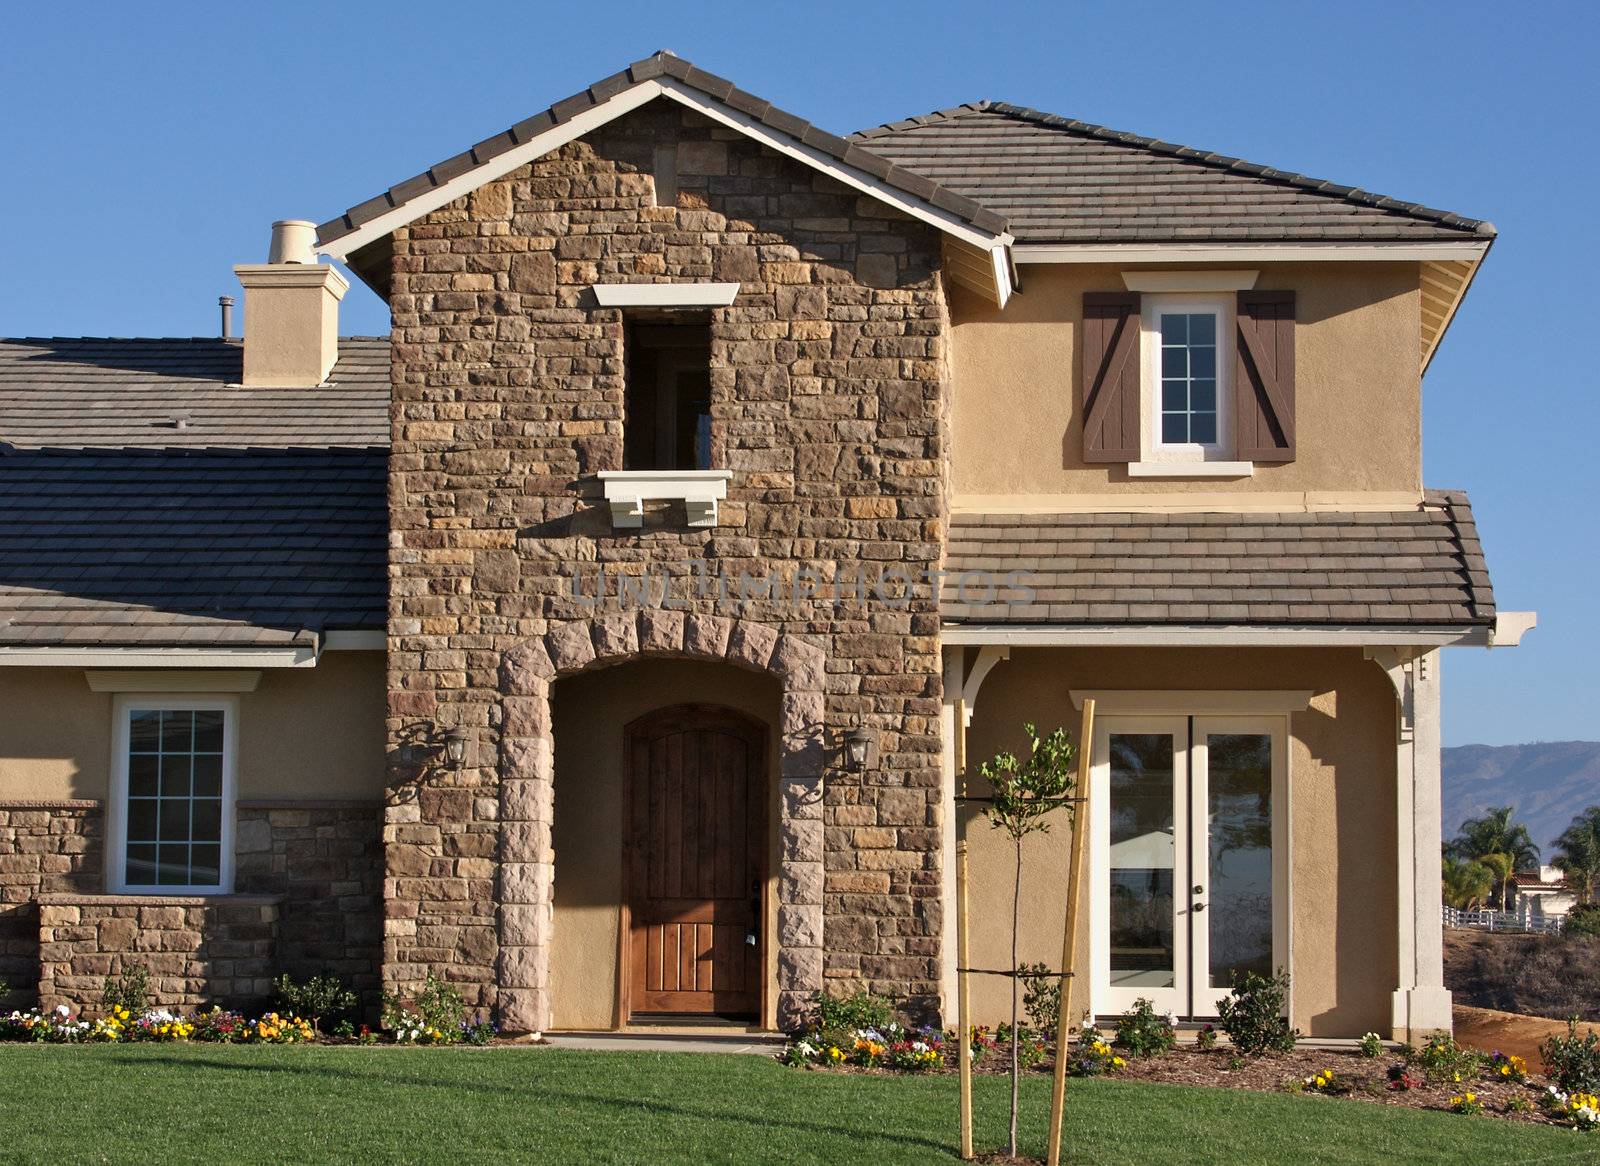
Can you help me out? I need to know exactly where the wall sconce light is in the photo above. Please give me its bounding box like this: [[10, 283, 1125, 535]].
[[442, 727, 470, 770], [844, 724, 875, 773]]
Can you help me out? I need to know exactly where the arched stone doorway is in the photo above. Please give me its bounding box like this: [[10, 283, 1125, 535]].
[[496, 611, 825, 1033]]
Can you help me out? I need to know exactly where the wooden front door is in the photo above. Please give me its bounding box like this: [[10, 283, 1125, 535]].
[[624, 705, 765, 1019]]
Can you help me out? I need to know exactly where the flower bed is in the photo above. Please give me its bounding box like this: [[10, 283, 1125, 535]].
[[780, 1022, 1600, 1132]]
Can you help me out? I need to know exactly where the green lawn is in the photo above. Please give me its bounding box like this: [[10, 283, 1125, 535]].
[[0, 1045, 1591, 1164]]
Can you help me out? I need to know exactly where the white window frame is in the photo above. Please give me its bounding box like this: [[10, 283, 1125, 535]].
[[106, 694, 238, 895], [1141, 293, 1232, 464], [1084, 703, 1293, 1022]]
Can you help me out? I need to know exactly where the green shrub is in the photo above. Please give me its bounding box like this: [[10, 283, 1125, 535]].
[[101, 964, 150, 1018], [381, 974, 469, 1043], [273, 972, 357, 1034], [1217, 969, 1299, 1056], [810, 987, 897, 1033], [1358, 1031, 1385, 1058], [1410, 1033, 1482, 1083], [1564, 904, 1600, 940], [1018, 963, 1061, 1036], [1115, 997, 1176, 1058], [1541, 1019, 1600, 1093]]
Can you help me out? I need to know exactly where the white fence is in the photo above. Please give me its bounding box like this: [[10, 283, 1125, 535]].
[[1442, 905, 1565, 935]]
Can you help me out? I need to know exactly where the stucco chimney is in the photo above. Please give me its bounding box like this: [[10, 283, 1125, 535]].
[[233, 220, 349, 386]]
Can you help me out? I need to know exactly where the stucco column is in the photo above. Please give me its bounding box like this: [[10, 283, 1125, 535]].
[[1386, 648, 1451, 1039]]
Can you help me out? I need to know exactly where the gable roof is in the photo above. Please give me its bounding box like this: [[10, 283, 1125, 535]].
[[851, 102, 1493, 246], [314, 51, 1013, 304], [0, 338, 388, 450]]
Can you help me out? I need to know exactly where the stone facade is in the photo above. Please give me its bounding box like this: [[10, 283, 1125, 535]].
[[2, 800, 381, 1013], [37, 894, 281, 1011], [0, 801, 101, 1007], [385, 101, 949, 1029], [235, 800, 384, 999]]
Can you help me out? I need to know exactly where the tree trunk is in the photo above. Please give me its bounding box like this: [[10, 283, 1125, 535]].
[[1009, 834, 1022, 1158]]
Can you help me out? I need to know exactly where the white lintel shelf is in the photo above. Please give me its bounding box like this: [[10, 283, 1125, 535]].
[[590, 283, 740, 308], [596, 470, 733, 529]]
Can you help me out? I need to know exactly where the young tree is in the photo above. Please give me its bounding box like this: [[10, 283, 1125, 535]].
[[979, 723, 1076, 1160], [1441, 854, 1494, 911], [1449, 806, 1540, 910], [1554, 806, 1600, 905]]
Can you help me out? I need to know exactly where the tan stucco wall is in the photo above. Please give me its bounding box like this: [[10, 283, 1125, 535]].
[[949, 263, 1422, 500], [959, 646, 1397, 1038], [549, 659, 783, 1031], [0, 652, 385, 802]]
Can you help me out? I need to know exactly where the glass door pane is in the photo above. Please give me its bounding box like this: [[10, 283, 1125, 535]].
[[1102, 725, 1186, 1014], [1192, 722, 1277, 1016]]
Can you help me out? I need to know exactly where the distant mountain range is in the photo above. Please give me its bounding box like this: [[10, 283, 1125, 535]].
[[1443, 742, 1600, 854]]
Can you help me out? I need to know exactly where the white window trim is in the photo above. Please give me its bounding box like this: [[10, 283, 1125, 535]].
[[107, 694, 239, 895], [597, 469, 732, 529], [591, 282, 740, 308], [1140, 293, 1233, 466], [1087, 708, 1293, 1021]]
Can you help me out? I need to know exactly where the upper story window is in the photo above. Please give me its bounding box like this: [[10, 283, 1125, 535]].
[[624, 318, 712, 472], [1082, 284, 1295, 476], [109, 697, 236, 893], [1149, 298, 1228, 456]]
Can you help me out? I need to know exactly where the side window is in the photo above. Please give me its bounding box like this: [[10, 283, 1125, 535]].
[[624, 317, 712, 471], [112, 700, 235, 892]]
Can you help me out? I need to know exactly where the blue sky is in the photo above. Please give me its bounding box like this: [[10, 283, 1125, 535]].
[[3, 1, 1595, 746]]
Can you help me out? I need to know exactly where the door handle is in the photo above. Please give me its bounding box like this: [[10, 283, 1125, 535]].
[[1192, 902, 1206, 913]]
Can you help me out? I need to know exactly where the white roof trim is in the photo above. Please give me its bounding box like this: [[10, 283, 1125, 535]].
[[941, 624, 1488, 647], [318, 82, 667, 261], [592, 282, 740, 307], [1015, 241, 1491, 264], [654, 78, 1012, 254], [317, 75, 1014, 306], [0, 645, 318, 668], [1489, 611, 1537, 647]]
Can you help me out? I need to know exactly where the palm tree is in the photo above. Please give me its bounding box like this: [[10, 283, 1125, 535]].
[[1554, 807, 1600, 904], [1477, 852, 1518, 913], [1441, 855, 1494, 911], [1448, 806, 1540, 910]]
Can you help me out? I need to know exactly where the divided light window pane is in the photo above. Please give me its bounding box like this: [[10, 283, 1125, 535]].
[[124, 707, 225, 889], [1159, 312, 1219, 447]]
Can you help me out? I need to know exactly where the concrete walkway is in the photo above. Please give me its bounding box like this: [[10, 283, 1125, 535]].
[[543, 1030, 787, 1056]]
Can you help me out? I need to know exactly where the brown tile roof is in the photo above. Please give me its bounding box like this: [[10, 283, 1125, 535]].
[[852, 104, 1493, 245], [942, 491, 1495, 626], [0, 447, 386, 648], [315, 51, 1009, 249], [0, 337, 389, 450]]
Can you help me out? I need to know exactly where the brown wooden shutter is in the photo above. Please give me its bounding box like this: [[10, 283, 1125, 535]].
[[1235, 290, 1296, 462], [1081, 292, 1141, 462]]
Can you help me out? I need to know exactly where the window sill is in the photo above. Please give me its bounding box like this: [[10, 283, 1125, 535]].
[[38, 892, 280, 907], [1127, 461, 1255, 479], [596, 469, 733, 529]]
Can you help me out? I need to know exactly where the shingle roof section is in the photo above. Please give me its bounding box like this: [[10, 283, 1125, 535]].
[[0, 337, 389, 449], [0, 448, 386, 648], [316, 51, 1008, 248], [852, 104, 1493, 244], [942, 492, 1495, 626]]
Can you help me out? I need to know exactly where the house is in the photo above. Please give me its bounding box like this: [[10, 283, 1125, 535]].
[[0, 52, 1535, 1040], [1513, 867, 1578, 925]]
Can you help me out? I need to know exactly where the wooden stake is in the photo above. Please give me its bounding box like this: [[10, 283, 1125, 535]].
[[956, 838, 974, 1161], [1046, 697, 1095, 1166]]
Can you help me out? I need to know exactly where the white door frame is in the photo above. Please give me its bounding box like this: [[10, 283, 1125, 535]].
[[1086, 705, 1293, 1020]]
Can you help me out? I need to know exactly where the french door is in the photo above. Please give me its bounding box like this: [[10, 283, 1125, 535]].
[[1091, 715, 1287, 1019]]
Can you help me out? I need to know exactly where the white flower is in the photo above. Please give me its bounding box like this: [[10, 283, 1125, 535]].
[[1165, 1012, 1180, 1028], [54, 1004, 70, 1018]]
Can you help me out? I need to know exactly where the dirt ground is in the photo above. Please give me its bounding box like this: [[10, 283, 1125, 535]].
[[1452, 1003, 1589, 1067]]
